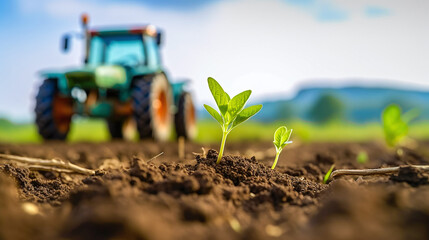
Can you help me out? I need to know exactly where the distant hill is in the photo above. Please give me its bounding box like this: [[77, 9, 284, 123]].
[[198, 86, 429, 123]]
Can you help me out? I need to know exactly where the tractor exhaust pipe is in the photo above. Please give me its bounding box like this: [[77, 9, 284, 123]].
[[81, 13, 90, 64]]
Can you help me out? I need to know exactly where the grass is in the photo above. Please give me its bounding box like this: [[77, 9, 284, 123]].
[[0, 119, 41, 143], [0, 117, 109, 143], [2, 117, 429, 144], [196, 120, 386, 143]]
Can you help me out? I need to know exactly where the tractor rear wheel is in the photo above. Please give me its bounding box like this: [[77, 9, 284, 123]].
[[132, 74, 173, 141], [175, 92, 197, 140], [35, 79, 73, 140]]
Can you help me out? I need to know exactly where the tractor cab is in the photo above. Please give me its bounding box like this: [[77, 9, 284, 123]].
[[85, 26, 162, 68]]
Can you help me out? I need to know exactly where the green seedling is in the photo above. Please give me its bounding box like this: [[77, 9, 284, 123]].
[[382, 104, 419, 147], [323, 164, 335, 184], [204, 77, 262, 164], [356, 151, 368, 164], [271, 126, 293, 169]]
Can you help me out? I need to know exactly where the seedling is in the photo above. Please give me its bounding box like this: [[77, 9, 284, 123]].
[[356, 151, 368, 164], [382, 104, 418, 147], [204, 77, 262, 164], [271, 126, 293, 169], [323, 164, 335, 184]]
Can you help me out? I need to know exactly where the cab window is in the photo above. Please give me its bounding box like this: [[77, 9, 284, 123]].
[[144, 35, 161, 68], [89, 35, 146, 66]]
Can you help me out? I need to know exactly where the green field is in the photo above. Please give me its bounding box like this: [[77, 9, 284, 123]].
[[1, 117, 429, 143]]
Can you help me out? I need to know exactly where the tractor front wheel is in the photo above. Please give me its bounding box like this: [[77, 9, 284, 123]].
[[107, 119, 124, 139], [107, 117, 136, 141], [132, 74, 173, 141], [35, 79, 73, 140]]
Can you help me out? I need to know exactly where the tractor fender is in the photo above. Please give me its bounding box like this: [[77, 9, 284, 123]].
[[38, 70, 69, 95], [171, 80, 192, 105]]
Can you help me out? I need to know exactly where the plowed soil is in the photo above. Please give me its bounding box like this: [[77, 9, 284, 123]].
[[1, 140, 429, 240]]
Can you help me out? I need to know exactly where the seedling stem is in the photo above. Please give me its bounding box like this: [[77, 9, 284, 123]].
[[271, 151, 281, 169], [217, 130, 229, 164]]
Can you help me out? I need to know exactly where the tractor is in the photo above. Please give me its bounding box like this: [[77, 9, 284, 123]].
[[35, 14, 197, 141]]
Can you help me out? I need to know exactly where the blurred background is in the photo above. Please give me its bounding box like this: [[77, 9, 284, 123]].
[[1, 0, 428, 143]]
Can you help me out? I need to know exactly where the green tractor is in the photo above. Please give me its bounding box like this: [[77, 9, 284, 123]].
[[35, 14, 197, 141]]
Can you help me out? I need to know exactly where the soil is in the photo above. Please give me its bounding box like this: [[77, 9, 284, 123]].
[[1, 140, 429, 240]]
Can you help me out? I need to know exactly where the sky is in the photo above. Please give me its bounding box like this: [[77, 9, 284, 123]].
[[0, 0, 428, 121]]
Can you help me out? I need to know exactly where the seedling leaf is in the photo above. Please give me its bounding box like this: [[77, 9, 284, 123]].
[[231, 104, 262, 129], [281, 129, 293, 148], [323, 164, 335, 184], [273, 126, 287, 149], [203, 104, 223, 126], [402, 108, 420, 123], [208, 77, 230, 115], [227, 90, 251, 120]]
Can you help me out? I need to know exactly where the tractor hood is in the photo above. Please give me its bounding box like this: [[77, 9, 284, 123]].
[[39, 65, 127, 89]]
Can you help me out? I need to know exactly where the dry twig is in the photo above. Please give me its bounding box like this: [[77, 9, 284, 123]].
[[192, 147, 207, 157], [178, 136, 185, 160], [147, 152, 164, 163], [0, 153, 95, 175], [328, 165, 429, 181]]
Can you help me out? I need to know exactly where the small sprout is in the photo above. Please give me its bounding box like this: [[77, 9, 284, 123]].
[[396, 148, 404, 157], [265, 224, 283, 237], [323, 164, 335, 184], [356, 151, 368, 164], [271, 126, 293, 169], [22, 202, 40, 215], [204, 77, 262, 164], [228, 218, 241, 233], [382, 104, 419, 147]]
